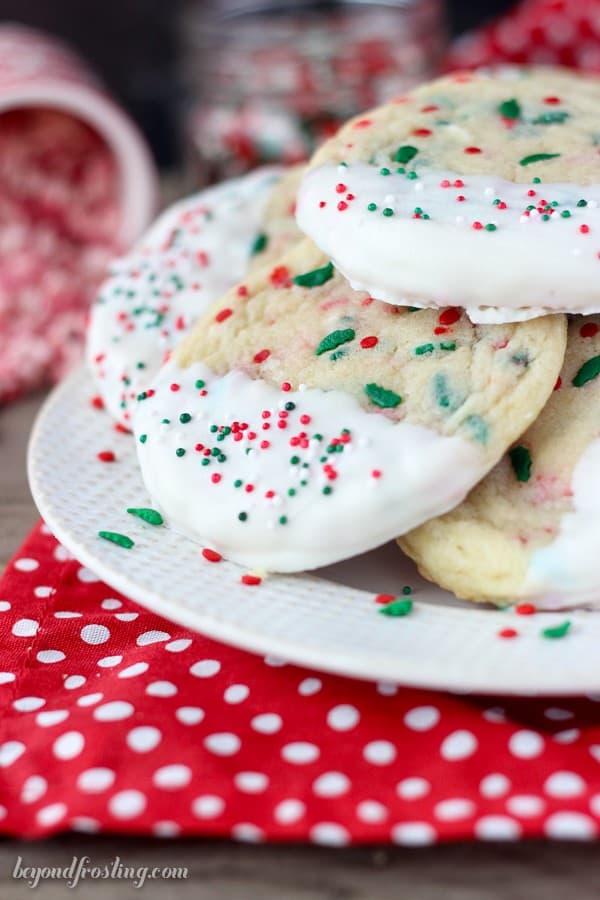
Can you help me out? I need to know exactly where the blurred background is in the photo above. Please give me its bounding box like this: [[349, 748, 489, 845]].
[[2, 0, 597, 402], [0, 0, 514, 170]]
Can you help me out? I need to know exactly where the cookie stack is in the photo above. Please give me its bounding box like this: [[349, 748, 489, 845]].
[[88, 67, 600, 610]]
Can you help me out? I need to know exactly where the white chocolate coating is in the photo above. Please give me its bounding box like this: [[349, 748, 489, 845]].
[[297, 163, 600, 322], [133, 360, 486, 573], [87, 168, 282, 425], [526, 438, 600, 609]]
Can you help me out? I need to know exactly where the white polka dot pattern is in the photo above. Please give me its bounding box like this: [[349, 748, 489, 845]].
[[2, 521, 600, 844]]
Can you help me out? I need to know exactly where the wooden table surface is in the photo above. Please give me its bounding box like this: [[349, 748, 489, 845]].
[[2, 392, 599, 899]]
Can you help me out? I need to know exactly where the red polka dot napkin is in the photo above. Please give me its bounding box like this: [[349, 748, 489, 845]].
[[1, 522, 600, 844]]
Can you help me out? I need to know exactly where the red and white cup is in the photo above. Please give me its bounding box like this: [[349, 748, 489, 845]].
[[0, 23, 158, 243]]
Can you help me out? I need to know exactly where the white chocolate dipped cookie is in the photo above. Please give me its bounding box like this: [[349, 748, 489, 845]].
[[400, 316, 600, 609], [297, 67, 600, 322], [132, 239, 566, 573], [87, 167, 300, 426]]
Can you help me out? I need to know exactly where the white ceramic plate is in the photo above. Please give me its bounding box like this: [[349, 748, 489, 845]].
[[28, 366, 600, 695]]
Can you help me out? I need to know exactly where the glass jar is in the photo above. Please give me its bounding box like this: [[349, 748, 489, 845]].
[[180, 0, 447, 184]]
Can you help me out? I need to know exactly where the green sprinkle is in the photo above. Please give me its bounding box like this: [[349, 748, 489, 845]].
[[323, 486, 333, 495], [394, 145, 418, 164], [316, 328, 356, 356], [238, 512, 248, 522], [379, 599, 413, 617], [577, 199, 588, 207], [139, 434, 147, 444], [179, 413, 192, 424], [509, 445, 532, 482], [533, 111, 569, 125], [573, 355, 600, 387], [402, 586, 412, 596], [176, 448, 186, 457], [127, 507, 164, 526], [136, 362, 145, 369], [498, 98, 521, 119], [234, 479, 243, 487], [382, 207, 394, 217], [279, 516, 288, 525], [439, 341, 456, 351], [532, 177, 541, 184], [433, 373, 452, 410], [485, 223, 497, 232], [380, 167, 391, 175], [365, 383, 402, 408], [541, 620, 571, 639], [465, 415, 489, 444], [195, 379, 205, 389], [329, 349, 347, 361], [98, 531, 134, 549], [251, 232, 268, 255], [519, 153, 561, 166], [161, 418, 170, 425], [407, 171, 418, 180], [415, 343, 435, 356], [293, 262, 334, 288], [210, 424, 218, 433], [367, 202, 377, 211], [560, 210, 571, 218]]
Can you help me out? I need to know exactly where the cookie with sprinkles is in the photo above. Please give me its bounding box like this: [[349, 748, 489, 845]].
[[87, 167, 300, 426], [400, 316, 600, 608], [132, 238, 566, 572], [297, 67, 600, 322], [247, 165, 304, 274]]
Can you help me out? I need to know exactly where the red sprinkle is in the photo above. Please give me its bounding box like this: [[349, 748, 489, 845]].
[[580, 224, 590, 234], [215, 308, 233, 323], [211, 473, 221, 484], [237, 285, 248, 297], [241, 574, 262, 586], [464, 146, 482, 154], [269, 266, 291, 288], [97, 450, 115, 463], [472, 221, 483, 230], [360, 335, 379, 349], [281, 382, 292, 392], [554, 376, 562, 391], [420, 105, 439, 113], [300, 414, 311, 424], [253, 348, 271, 364], [91, 395, 105, 410], [337, 201, 348, 211], [319, 201, 327, 208], [170, 383, 180, 392], [335, 183, 347, 193], [202, 548, 222, 563], [581, 322, 599, 338], [439, 308, 461, 326], [353, 119, 372, 129], [498, 628, 518, 639], [515, 603, 537, 616], [114, 422, 131, 434], [544, 96, 560, 104], [412, 128, 432, 137], [374, 593, 395, 605]]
